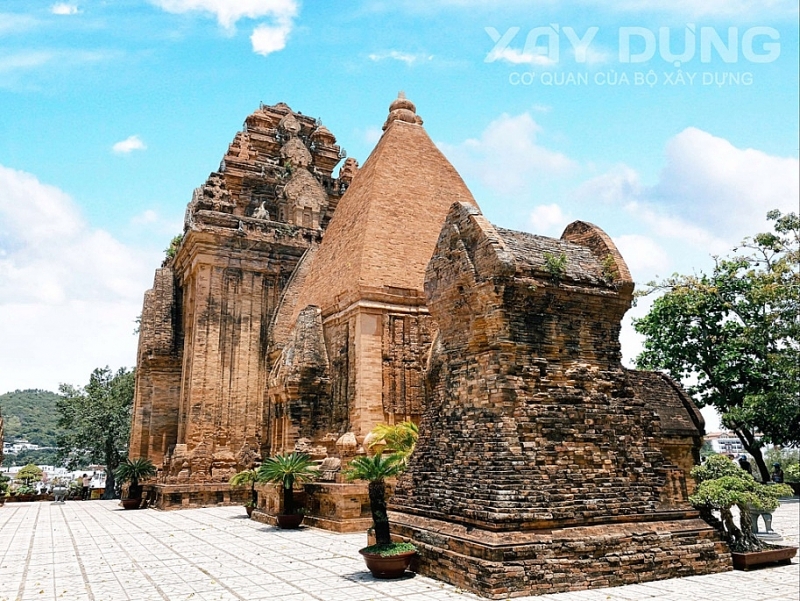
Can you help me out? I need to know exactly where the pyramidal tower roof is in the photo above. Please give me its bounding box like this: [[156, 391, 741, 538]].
[[288, 93, 478, 320]]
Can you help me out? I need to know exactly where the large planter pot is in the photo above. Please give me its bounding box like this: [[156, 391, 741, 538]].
[[245, 505, 254, 518], [788, 482, 800, 497], [276, 513, 304, 529], [121, 498, 142, 510], [359, 549, 416, 579], [731, 546, 797, 570]]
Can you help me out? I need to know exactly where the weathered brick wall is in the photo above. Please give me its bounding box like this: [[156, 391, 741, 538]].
[[129, 268, 182, 465], [390, 202, 729, 597], [382, 313, 432, 419]]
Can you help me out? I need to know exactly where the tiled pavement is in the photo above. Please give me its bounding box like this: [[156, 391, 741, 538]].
[[0, 499, 797, 601]]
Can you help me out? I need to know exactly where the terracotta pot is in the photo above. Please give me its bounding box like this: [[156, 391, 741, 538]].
[[245, 505, 254, 517], [359, 549, 416, 579], [276, 513, 304, 529], [731, 546, 797, 570], [121, 498, 142, 510]]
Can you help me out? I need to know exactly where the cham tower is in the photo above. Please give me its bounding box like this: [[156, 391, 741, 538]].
[[130, 102, 354, 508], [129, 95, 724, 594]]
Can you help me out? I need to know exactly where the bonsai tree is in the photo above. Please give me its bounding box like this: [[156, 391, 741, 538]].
[[257, 452, 316, 515], [785, 463, 800, 483], [229, 468, 259, 508], [114, 457, 157, 500], [690, 454, 792, 552], [16, 463, 43, 487], [345, 452, 415, 556], [367, 422, 419, 466]]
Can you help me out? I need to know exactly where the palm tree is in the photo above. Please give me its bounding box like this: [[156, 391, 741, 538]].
[[114, 457, 157, 500], [256, 453, 316, 515], [344, 453, 403, 545], [367, 422, 419, 466], [229, 468, 259, 507]]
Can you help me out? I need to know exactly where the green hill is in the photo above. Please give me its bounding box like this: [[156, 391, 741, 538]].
[[0, 389, 63, 448]]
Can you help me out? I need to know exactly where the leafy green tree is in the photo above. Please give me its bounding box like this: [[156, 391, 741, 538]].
[[689, 454, 792, 552], [16, 463, 43, 485], [635, 211, 800, 482], [0, 389, 64, 448], [57, 367, 135, 499]]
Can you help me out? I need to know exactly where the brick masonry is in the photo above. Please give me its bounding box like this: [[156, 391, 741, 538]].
[[388, 202, 730, 598]]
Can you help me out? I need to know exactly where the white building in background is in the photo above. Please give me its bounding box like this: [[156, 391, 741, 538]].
[[2, 439, 40, 454], [705, 430, 764, 456]]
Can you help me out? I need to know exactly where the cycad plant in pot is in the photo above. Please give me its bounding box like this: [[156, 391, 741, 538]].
[[257, 452, 316, 528], [115, 457, 157, 510], [366, 421, 419, 466], [345, 453, 416, 579], [229, 468, 258, 517], [690, 454, 795, 569]]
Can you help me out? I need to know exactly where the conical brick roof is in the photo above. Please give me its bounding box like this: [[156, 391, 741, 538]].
[[289, 94, 478, 320]]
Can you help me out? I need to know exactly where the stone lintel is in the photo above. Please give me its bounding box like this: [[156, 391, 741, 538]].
[[321, 294, 429, 326]]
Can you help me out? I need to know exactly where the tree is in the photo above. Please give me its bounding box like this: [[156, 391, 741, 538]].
[[635, 210, 800, 482], [57, 367, 135, 499], [16, 463, 43, 486], [344, 453, 404, 546], [689, 454, 792, 552]]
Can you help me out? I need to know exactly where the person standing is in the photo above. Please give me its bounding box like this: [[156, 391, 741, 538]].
[[81, 473, 90, 500], [737, 455, 752, 476], [771, 463, 785, 483]]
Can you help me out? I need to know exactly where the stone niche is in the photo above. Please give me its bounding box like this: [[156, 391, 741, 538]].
[[388, 202, 730, 599]]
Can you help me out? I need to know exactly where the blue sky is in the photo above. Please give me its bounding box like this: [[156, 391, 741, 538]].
[[1, 1, 798, 430]]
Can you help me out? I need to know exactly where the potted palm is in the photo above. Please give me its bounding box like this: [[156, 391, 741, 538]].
[[115, 457, 157, 510], [690, 454, 795, 569], [366, 421, 419, 466], [229, 468, 258, 517], [345, 453, 416, 578], [257, 452, 316, 528]]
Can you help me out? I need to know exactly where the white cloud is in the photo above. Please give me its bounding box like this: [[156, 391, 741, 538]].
[[0, 51, 54, 73], [652, 128, 799, 241], [0, 13, 39, 35], [51, 3, 79, 15], [250, 20, 292, 55], [151, 0, 299, 55], [486, 47, 555, 66], [368, 50, 433, 65], [132, 209, 159, 225], [112, 135, 147, 154], [439, 112, 575, 197], [151, 0, 297, 28], [529, 203, 571, 237], [612, 234, 669, 281], [579, 129, 798, 252], [0, 165, 158, 392]]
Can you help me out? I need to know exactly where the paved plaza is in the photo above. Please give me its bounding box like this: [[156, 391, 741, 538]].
[[1, 499, 797, 601]]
